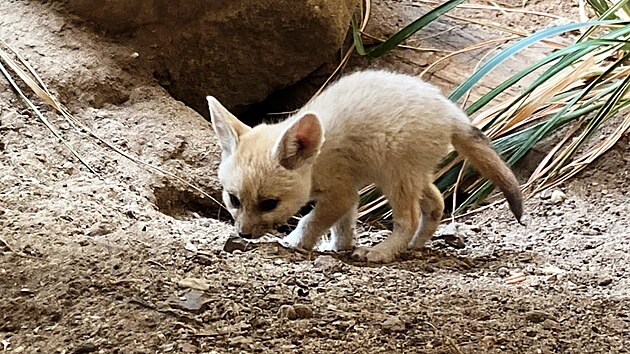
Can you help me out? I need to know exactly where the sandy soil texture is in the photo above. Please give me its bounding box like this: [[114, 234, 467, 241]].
[[1, 1, 628, 353]]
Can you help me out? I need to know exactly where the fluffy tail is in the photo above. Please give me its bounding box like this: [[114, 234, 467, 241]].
[[451, 123, 524, 223]]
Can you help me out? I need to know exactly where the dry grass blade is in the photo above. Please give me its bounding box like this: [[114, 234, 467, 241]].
[[359, 197, 389, 218], [439, 198, 506, 223], [312, 46, 356, 98], [538, 115, 628, 190], [530, 116, 629, 194], [493, 56, 597, 135], [412, 0, 569, 20], [444, 13, 569, 48], [1, 39, 82, 132], [313, 0, 371, 98], [521, 57, 630, 191], [483, 0, 521, 7], [419, 35, 519, 78], [414, 25, 461, 41], [579, 0, 590, 25], [0, 49, 99, 176], [359, 7, 630, 222], [462, 45, 502, 108], [360, 31, 450, 52], [527, 119, 588, 183]]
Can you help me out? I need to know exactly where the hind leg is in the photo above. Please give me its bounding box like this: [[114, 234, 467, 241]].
[[352, 178, 422, 263], [410, 182, 444, 250]]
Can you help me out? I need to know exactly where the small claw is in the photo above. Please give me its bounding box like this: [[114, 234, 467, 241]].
[[351, 247, 396, 264], [279, 237, 300, 250], [351, 246, 396, 264]]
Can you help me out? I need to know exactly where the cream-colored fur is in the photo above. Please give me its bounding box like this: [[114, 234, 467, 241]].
[[207, 69, 523, 263]]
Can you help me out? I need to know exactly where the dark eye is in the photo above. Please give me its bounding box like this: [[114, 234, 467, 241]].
[[259, 198, 279, 212], [228, 193, 240, 208]]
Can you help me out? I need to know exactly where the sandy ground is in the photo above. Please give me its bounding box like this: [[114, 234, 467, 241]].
[[1, 1, 629, 353]]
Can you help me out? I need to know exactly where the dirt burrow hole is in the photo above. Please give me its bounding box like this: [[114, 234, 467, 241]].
[[152, 183, 232, 222]]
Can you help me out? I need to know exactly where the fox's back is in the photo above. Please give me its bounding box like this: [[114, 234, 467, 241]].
[[300, 70, 467, 185]]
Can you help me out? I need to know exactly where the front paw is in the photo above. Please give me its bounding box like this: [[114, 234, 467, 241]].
[[279, 230, 314, 251], [351, 246, 397, 264]]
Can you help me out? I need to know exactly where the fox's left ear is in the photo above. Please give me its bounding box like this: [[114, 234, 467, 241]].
[[273, 112, 324, 170], [207, 96, 251, 158]]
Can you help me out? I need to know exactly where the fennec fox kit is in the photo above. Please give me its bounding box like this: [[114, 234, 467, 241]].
[[207, 70, 523, 263]]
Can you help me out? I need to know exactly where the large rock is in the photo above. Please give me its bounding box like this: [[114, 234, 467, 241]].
[[63, 0, 359, 118]]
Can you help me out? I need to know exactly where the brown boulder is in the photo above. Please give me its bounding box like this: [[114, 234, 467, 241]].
[[64, 0, 359, 117]]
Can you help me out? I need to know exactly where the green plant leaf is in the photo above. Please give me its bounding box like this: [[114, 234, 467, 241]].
[[508, 51, 629, 165], [477, 23, 630, 128], [578, 1, 630, 41], [449, 20, 628, 102], [587, 0, 612, 18], [465, 38, 629, 116], [456, 50, 630, 213], [352, 0, 467, 58], [351, 14, 367, 56], [357, 4, 630, 222]]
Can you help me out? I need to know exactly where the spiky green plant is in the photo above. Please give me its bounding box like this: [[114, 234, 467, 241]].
[[352, 0, 630, 222]]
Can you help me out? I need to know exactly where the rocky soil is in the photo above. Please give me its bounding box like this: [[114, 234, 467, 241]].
[[1, 1, 628, 353]]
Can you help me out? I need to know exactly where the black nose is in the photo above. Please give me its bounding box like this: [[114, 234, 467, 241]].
[[238, 233, 253, 239]]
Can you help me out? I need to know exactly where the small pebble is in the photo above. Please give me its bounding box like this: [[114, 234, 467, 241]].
[[313, 255, 344, 273], [223, 236, 255, 253], [294, 304, 313, 319], [480, 335, 495, 349], [227, 336, 253, 347], [497, 267, 510, 278], [184, 241, 198, 253], [86, 223, 113, 237], [168, 290, 211, 312], [550, 190, 566, 204], [72, 342, 98, 354], [381, 316, 405, 332], [469, 224, 482, 232], [542, 318, 560, 331], [539, 190, 552, 200], [438, 223, 458, 236], [278, 305, 297, 320], [525, 310, 549, 323], [598, 277, 613, 286], [177, 278, 210, 291]]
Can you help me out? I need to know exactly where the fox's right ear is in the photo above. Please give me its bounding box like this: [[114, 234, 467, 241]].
[[273, 112, 324, 170], [206, 96, 251, 158]]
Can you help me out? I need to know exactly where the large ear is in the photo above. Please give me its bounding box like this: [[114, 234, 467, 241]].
[[272, 112, 324, 170], [206, 96, 251, 158]]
